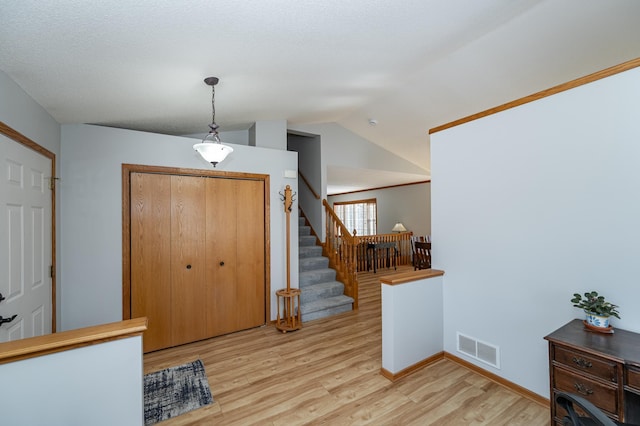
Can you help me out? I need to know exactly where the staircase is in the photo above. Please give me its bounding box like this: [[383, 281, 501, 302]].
[[298, 216, 354, 322]]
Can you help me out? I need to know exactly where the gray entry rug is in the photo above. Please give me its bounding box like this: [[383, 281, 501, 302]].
[[144, 359, 214, 425]]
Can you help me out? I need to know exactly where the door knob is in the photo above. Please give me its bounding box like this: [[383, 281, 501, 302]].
[[219, 261, 225, 266], [186, 264, 192, 269], [0, 314, 17, 327]]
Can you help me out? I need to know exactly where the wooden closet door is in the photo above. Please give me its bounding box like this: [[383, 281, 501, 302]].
[[205, 178, 238, 336], [130, 173, 172, 353], [205, 178, 265, 336], [170, 175, 208, 347], [235, 179, 265, 330]]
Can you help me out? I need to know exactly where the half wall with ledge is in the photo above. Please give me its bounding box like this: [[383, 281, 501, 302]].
[[380, 269, 445, 381]]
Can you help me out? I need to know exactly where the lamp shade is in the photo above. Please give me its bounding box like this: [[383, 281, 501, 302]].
[[193, 141, 233, 167], [391, 222, 407, 232]]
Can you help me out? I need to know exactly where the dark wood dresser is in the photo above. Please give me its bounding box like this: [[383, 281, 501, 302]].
[[545, 319, 640, 424]]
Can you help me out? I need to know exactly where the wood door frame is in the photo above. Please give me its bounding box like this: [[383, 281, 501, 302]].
[[0, 121, 57, 332], [121, 163, 271, 324]]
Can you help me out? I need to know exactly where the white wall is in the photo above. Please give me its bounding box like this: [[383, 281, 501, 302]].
[[182, 129, 250, 146], [288, 132, 323, 235], [0, 335, 143, 425], [250, 120, 287, 149], [328, 182, 431, 237], [0, 70, 63, 329], [381, 275, 443, 374], [60, 124, 298, 331], [431, 66, 640, 398], [0, 71, 60, 155]]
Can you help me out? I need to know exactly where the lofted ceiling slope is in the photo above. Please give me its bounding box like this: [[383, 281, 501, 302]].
[[1, 0, 640, 191]]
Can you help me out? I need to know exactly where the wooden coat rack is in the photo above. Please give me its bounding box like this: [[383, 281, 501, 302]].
[[276, 185, 302, 332]]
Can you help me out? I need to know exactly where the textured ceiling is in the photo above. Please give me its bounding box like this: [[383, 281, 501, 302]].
[[1, 0, 640, 192]]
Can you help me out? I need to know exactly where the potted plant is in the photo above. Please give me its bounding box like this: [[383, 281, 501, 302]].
[[571, 291, 621, 329]]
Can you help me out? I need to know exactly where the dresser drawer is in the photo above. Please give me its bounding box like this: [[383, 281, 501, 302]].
[[554, 345, 618, 383], [627, 366, 640, 392], [553, 366, 618, 415]]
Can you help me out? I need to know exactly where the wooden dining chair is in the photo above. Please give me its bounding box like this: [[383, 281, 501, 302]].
[[413, 241, 431, 270]]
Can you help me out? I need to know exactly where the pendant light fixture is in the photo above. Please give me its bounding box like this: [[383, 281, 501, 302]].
[[193, 77, 233, 167]]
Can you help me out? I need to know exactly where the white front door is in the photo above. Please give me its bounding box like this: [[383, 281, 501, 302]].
[[0, 134, 52, 342]]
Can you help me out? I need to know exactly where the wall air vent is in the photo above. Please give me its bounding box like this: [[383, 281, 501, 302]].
[[456, 332, 500, 369]]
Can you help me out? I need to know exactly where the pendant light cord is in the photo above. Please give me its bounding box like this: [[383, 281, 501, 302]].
[[208, 84, 220, 139], [211, 84, 216, 128]]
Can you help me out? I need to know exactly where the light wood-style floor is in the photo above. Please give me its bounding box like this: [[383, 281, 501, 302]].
[[144, 265, 549, 425]]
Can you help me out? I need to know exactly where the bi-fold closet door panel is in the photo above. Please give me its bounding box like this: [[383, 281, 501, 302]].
[[170, 175, 208, 347], [130, 172, 172, 352], [234, 179, 265, 330], [205, 178, 265, 336]]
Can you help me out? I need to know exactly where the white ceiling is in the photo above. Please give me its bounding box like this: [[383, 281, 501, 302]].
[[1, 0, 639, 193]]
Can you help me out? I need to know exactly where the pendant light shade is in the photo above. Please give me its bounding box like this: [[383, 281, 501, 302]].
[[193, 130, 233, 167], [193, 77, 233, 167]]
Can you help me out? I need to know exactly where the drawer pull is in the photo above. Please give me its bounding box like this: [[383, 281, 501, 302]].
[[572, 357, 593, 369], [574, 382, 594, 396]]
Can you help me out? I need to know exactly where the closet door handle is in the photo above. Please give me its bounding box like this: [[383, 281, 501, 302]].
[[219, 261, 225, 266], [186, 264, 192, 269]]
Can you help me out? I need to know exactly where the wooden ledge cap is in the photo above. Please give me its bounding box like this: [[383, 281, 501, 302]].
[[0, 317, 147, 364], [380, 269, 445, 285]]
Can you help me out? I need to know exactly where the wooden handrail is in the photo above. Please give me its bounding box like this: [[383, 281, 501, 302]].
[[0, 317, 147, 365], [299, 170, 321, 200], [323, 199, 358, 308]]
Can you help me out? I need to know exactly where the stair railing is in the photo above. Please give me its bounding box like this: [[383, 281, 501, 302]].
[[322, 200, 416, 310], [354, 232, 414, 272], [323, 199, 359, 309]]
